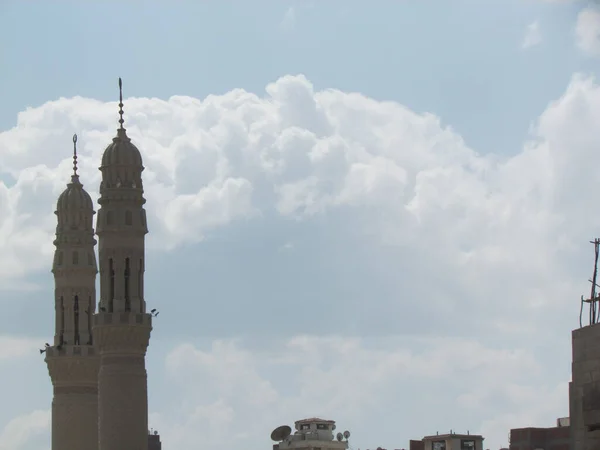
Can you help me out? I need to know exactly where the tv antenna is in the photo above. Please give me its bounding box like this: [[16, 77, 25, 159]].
[[271, 425, 292, 442], [580, 238, 600, 327]]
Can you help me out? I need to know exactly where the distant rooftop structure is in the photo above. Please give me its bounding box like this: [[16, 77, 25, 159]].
[[271, 417, 350, 450], [509, 420, 570, 450], [296, 417, 337, 425], [422, 432, 484, 450], [557, 417, 570, 428], [148, 428, 162, 450]]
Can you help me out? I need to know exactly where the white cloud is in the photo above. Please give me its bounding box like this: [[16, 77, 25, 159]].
[[0, 335, 565, 450], [152, 336, 565, 450], [0, 410, 50, 450], [279, 6, 296, 32], [162, 177, 256, 248], [0, 337, 40, 361], [3, 72, 600, 449], [1, 72, 599, 337], [576, 6, 600, 56], [278, 241, 294, 251], [522, 20, 542, 49]]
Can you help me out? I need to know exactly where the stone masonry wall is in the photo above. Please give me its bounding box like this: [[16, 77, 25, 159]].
[[571, 323, 600, 450]]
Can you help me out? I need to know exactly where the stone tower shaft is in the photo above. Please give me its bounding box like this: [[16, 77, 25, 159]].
[[94, 80, 153, 450], [45, 134, 99, 450]]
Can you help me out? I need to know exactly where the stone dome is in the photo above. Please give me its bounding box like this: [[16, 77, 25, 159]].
[[56, 175, 94, 213], [101, 128, 143, 168]]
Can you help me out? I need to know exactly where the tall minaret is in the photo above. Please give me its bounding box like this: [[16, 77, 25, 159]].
[[94, 78, 153, 450], [45, 134, 99, 450]]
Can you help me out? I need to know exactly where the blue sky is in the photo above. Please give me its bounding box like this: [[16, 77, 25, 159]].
[[1, 0, 596, 155], [2, 1, 600, 450]]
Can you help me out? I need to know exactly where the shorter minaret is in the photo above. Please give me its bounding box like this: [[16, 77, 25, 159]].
[[45, 134, 99, 450]]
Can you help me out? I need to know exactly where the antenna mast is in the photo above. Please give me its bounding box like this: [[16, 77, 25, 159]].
[[580, 238, 600, 327]]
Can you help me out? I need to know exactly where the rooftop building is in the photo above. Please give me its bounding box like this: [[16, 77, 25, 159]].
[[272, 417, 351, 450], [422, 432, 484, 450], [509, 417, 570, 450]]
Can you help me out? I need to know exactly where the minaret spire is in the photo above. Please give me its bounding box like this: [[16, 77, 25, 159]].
[[118, 77, 125, 130], [72, 133, 79, 180]]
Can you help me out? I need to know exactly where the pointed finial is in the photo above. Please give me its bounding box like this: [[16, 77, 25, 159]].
[[72, 134, 78, 177], [118, 77, 125, 130]]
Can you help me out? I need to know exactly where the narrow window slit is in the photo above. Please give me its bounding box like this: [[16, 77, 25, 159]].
[[87, 296, 93, 345], [138, 258, 144, 312], [73, 295, 80, 345], [59, 296, 65, 346], [109, 258, 115, 312], [124, 258, 131, 312]]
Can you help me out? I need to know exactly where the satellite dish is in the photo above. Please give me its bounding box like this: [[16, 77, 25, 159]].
[[344, 430, 351, 439], [271, 425, 292, 442], [337, 433, 344, 441]]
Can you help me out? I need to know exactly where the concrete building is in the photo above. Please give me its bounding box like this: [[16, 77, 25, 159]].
[[410, 440, 425, 450], [506, 320, 600, 450], [272, 418, 351, 450], [506, 240, 600, 450], [148, 431, 163, 450], [509, 419, 570, 450], [421, 433, 484, 450], [509, 426, 570, 450], [570, 323, 600, 450], [43, 79, 160, 450]]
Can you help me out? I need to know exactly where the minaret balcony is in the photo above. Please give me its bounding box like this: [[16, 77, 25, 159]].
[[45, 345, 97, 358], [93, 311, 152, 327], [93, 311, 153, 356]]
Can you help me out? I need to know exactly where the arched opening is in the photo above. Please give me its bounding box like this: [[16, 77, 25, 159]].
[[124, 258, 131, 312], [59, 296, 65, 346], [72, 251, 79, 265], [138, 258, 144, 312], [109, 258, 115, 312], [125, 210, 133, 226], [73, 295, 80, 345], [87, 296, 93, 345]]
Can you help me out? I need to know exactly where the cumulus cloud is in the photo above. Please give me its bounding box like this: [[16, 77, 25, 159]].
[[151, 336, 564, 450], [0, 335, 566, 450], [279, 6, 296, 32], [0, 410, 50, 450], [522, 20, 542, 49], [0, 337, 40, 361], [3, 73, 600, 449], [576, 6, 600, 56], [2, 72, 600, 334]]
